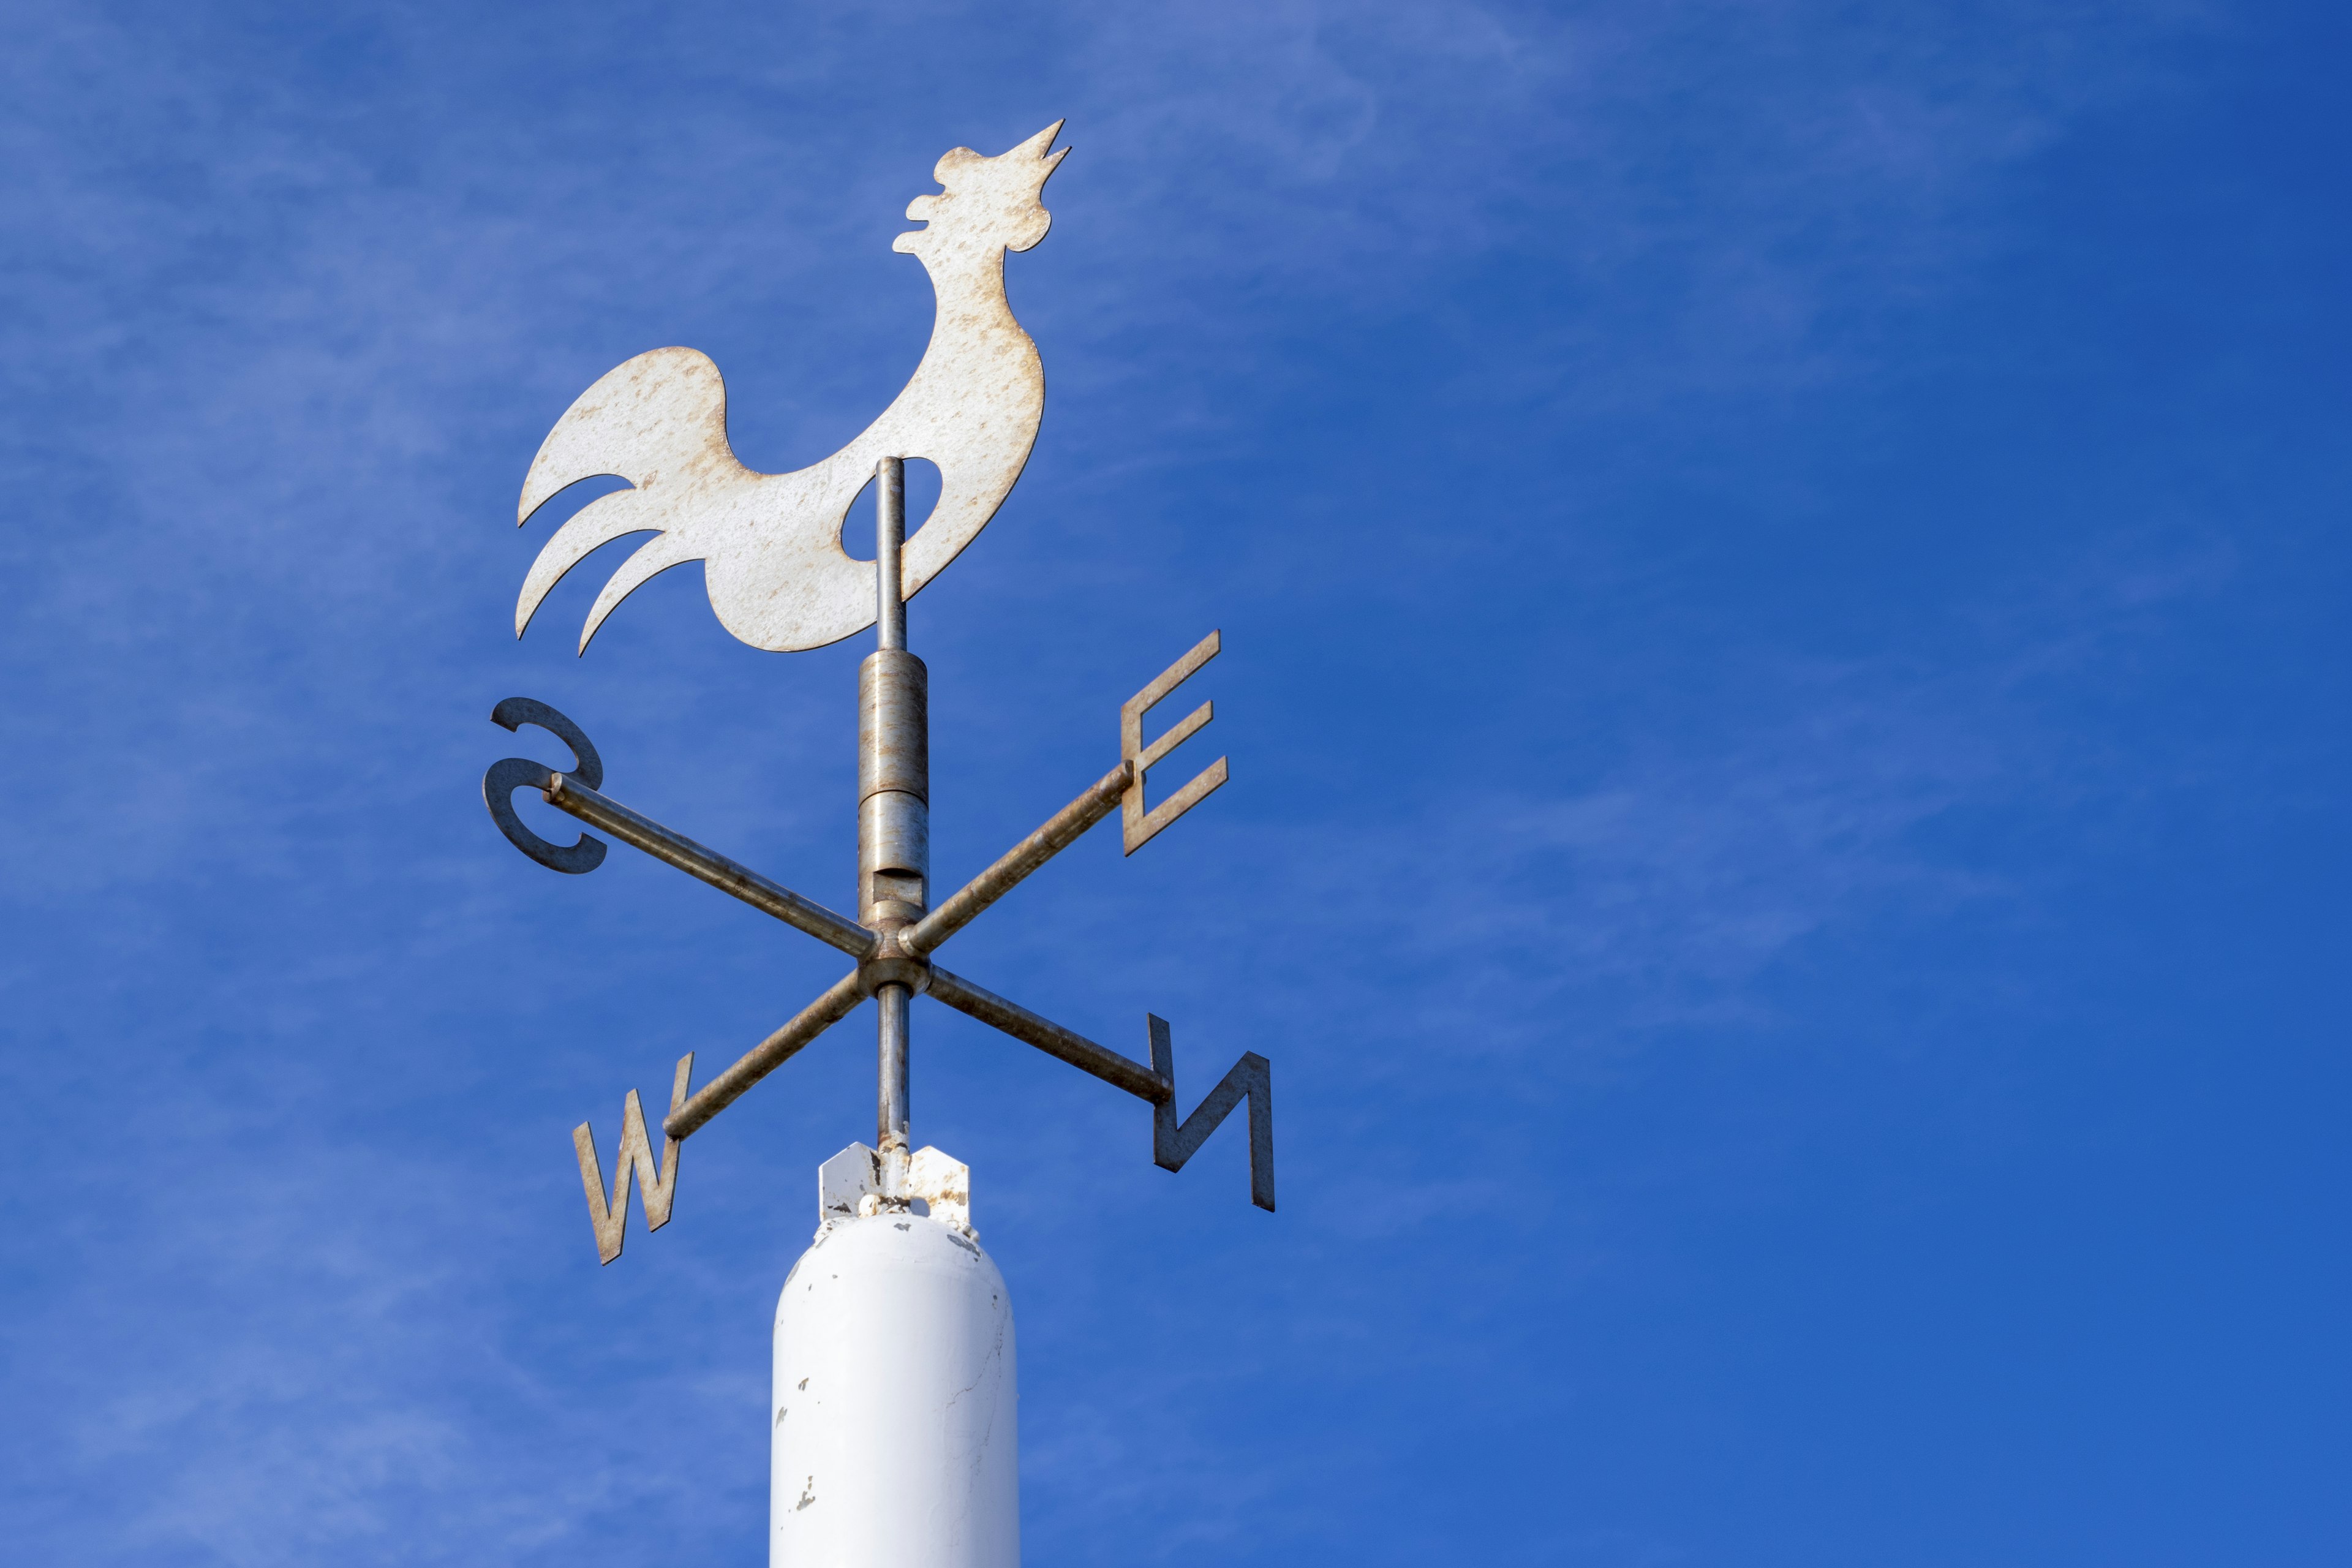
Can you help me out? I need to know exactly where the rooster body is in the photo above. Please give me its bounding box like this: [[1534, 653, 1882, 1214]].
[[516, 123, 1070, 654]]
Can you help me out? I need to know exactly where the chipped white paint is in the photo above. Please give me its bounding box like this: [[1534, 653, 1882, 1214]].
[[775, 1147, 1017, 1567], [516, 123, 1068, 654], [907, 1145, 973, 1237], [816, 1140, 975, 1240]]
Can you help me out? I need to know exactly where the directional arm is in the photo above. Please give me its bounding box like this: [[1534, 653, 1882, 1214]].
[[901, 760, 1132, 959], [923, 975, 1273, 1212], [543, 774, 874, 959], [483, 698, 872, 959], [924, 964, 1170, 1104], [664, 969, 870, 1140]]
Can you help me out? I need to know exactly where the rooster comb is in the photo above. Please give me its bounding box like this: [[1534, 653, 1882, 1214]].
[[900, 121, 1068, 255]]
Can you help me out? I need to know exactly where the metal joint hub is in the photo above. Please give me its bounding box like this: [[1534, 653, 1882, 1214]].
[[857, 929, 931, 997]]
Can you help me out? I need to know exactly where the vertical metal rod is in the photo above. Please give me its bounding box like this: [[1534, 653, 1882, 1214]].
[[877, 981, 911, 1153], [873, 456, 912, 1158], [876, 456, 906, 652]]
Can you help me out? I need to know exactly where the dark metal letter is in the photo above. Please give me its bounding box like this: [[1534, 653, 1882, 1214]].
[[484, 696, 608, 873], [1148, 1014, 1273, 1212]]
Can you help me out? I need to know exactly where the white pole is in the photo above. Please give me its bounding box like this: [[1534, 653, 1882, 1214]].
[[773, 1145, 1018, 1567]]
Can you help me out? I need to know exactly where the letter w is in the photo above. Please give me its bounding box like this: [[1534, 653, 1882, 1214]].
[[572, 1054, 695, 1265], [1148, 1015, 1274, 1212]]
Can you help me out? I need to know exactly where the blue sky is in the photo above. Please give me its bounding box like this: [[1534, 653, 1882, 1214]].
[[2, 2, 2346, 1563]]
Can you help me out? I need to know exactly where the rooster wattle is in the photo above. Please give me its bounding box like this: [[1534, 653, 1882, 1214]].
[[514, 121, 1070, 654]]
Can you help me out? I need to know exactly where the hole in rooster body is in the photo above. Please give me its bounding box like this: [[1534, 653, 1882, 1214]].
[[838, 458, 943, 560]]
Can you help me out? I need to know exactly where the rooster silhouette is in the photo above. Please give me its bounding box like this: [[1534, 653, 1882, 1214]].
[[514, 122, 1070, 654]]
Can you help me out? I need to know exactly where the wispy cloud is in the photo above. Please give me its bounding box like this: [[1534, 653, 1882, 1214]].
[[0, 2, 2246, 1564]]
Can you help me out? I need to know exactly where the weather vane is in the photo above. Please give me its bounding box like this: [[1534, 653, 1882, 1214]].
[[481, 122, 1272, 1566]]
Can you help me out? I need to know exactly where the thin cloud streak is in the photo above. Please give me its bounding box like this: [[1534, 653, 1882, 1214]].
[[0, 3, 2275, 1566]]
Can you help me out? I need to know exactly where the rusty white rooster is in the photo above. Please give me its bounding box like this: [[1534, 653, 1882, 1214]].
[[514, 122, 1070, 652]]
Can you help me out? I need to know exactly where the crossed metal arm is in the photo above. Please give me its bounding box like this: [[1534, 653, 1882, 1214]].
[[483, 639, 1271, 1221], [535, 755, 1156, 1132]]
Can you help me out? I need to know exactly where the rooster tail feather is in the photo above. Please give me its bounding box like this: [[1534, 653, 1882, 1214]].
[[578, 533, 699, 655], [515, 493, 669, 640]]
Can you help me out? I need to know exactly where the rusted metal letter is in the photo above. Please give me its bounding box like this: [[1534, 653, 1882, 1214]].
[[573, 1053, 695, 1264], [1147, 1014, 1273, 1212], [1121, 631, 1229, 854]]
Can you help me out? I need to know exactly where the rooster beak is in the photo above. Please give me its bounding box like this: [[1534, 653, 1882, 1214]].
[[1016, 119, 1067, 165]]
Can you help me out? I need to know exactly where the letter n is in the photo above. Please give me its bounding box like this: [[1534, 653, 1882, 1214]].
[[1148, 1015, 1273, 1212], [573, 1054, 695, 1264]]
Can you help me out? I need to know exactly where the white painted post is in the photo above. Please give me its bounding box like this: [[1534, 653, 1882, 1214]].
[[773, 1145, 1018, 1567]]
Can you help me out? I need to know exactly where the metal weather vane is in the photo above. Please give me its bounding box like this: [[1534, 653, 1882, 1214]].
[[483, 123, 1272, 1268]]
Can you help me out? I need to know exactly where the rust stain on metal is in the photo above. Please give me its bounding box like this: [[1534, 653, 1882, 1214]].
[[1121, 630, 1229, 853], [571, 1053, 695, 1263]]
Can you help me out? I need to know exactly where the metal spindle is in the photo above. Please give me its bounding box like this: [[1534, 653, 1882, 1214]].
[[876, 456, 906, 650], [873, 457, 915, 1155], [878, 982, 911, 1153]]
